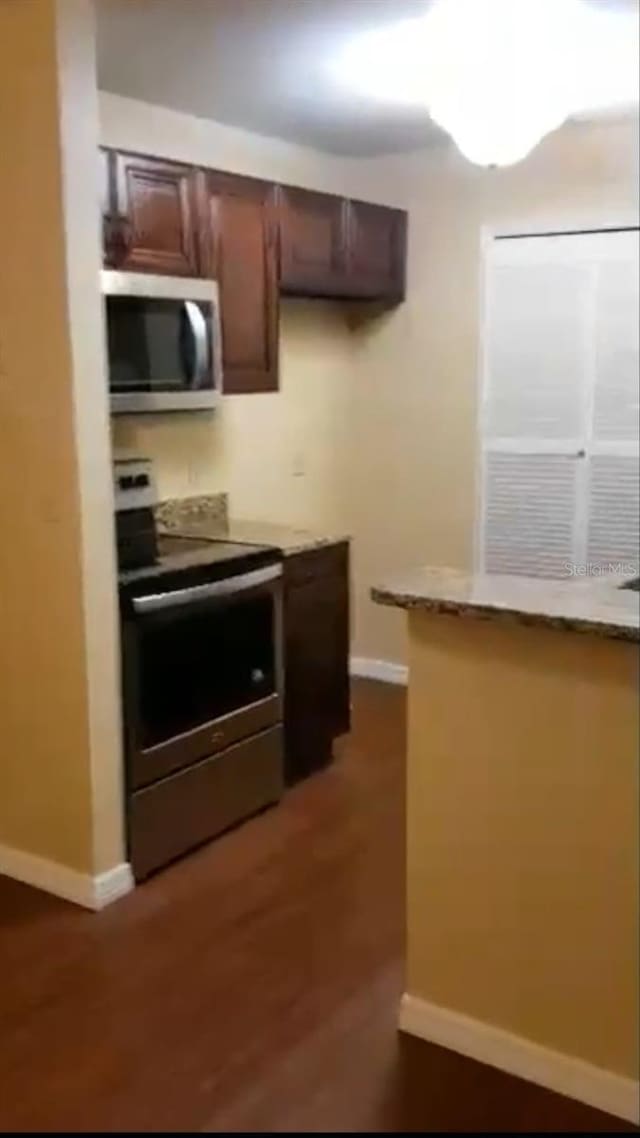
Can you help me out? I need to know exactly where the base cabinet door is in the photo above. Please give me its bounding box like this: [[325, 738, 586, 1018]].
[[205, 172, 279, 393], [112, 152, 201, 276], [283, 543, 350, 784]]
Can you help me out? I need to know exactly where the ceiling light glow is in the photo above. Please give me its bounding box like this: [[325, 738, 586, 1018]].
[[423, 0, 579, 165], [330, 0, 639, 167]]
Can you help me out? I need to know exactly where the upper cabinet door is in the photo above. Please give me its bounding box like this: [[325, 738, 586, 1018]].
[[278, 187, 348, 296], [205, 171, 279, 394], [100, 148, 115, 267], [346, 200, 407, 300], [100, 148, 129, 269], [99, 147, 113, 219], [114, 153, 200, 276]]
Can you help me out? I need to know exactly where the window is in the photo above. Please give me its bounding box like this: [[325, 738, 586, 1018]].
[[478, 228, 639, 577]]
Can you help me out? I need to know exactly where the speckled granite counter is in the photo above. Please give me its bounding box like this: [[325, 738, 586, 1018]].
[[372, 566, 639, 642], [156, 494, 349, 557], [155, 493, 228, 532]]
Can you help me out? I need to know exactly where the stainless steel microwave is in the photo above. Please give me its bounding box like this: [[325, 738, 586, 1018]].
[[101, 271, 223, 414]]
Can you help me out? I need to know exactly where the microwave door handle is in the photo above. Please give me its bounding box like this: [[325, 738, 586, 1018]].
[[184, 301, 208, 389]]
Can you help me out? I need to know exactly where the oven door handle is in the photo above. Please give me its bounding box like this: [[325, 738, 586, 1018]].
[[132, 563, 281, 615], [184, 300, 209, 389]]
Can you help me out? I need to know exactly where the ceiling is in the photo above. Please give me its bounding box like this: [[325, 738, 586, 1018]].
[[96, 0, 639, 158]]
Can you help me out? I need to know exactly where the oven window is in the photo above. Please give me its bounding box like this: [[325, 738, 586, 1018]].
[[136, 594, 276, 749], [106, 296, 207, 392]]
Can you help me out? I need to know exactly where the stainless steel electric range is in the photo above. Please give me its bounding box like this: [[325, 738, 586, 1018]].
[[115, 460, 284, 880]]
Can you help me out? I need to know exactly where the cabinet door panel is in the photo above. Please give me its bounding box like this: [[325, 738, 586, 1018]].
[[347, 200, 407, 299], [283, 544, 350, 784], [99, 147, 113, 218], [278, 186, 348, 296], [207, 172, 278, 393], [114, 153, 200, 276], [100, 148, 119, 268]]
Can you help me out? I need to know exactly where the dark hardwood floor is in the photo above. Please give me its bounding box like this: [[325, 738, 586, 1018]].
[[0, 680, 635, 1132]]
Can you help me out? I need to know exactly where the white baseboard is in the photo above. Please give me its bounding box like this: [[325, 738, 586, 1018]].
[[399, 993, 639, 1125], [0, 842, 134, 911], [350, 656, 408, 686], [92, 863, 135, 909]]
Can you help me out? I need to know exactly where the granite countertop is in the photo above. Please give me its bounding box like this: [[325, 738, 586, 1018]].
[[155, 494, 349, 557], [372, 566, 640, 642]]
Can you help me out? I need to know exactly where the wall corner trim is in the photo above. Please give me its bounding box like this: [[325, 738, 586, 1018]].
[[399, 992, 639, 1125], [350, 656, 408, 686], [0, 843, 134, 911]]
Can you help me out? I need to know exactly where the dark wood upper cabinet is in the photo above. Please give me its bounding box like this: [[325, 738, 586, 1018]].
[[346, 200, 407, 301], [278, 186, 349, 297], [204, 171, 279, 394], [99, 148, 408, 393], [113, 152, 201, 276], [278, 184, 407, 302]]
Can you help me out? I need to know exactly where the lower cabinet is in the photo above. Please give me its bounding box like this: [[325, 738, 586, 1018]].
[[283, 542, 350, 784]]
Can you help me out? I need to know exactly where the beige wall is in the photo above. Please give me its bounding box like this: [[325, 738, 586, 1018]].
[[0, 1, 124, 877], [112, 301, 354, 532], [350, 118, 640, 663], [100, 95, 639, 665], [406, 611, 639, 1082]]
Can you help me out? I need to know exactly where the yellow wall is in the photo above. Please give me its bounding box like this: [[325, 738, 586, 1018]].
[[407, 611, 639, 1081], [100, 95, 639, 665], [0, 1, 124, 877], [113, 301, 354, 532]]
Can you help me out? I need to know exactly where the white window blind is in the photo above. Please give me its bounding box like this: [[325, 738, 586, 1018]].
[[479, 229, 639, 578], [587, 454, 640, 569], [483, 452, 578, 577]]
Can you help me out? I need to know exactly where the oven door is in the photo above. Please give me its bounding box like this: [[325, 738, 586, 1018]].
[[122, 564, 283, 789], [102, 271, 223, 413]]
